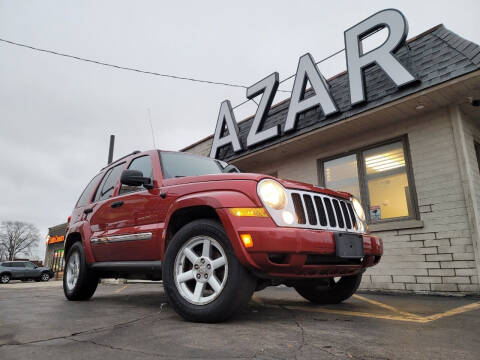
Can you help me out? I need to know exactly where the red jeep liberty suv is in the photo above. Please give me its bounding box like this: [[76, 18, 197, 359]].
[[63, 150, 383, 322]]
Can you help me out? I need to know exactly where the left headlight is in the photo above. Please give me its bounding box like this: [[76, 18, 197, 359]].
[[257, 179, 287, 210], [351, 196, 366, 222]]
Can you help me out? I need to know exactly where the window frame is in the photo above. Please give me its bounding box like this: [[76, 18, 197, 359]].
[[317, 135, 419, 224], [118, 155, 154, 196]]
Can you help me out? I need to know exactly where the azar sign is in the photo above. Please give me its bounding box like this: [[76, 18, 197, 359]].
[[210, 9, 417, 159]]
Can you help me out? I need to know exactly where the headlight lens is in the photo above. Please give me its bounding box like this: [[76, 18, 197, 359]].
[[351, 197, 366, 222], [258, 179, 287, 210]]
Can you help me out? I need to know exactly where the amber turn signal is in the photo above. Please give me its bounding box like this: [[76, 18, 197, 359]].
[[240, 234, 254, 248], [229, 207, 268, 217]]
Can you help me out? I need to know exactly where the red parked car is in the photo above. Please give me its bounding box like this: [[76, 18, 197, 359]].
[[63, 150, 383, 322]]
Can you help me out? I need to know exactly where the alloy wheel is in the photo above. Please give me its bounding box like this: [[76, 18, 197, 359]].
[[174, 235, 228, 305], [65, 251, 80, 291]]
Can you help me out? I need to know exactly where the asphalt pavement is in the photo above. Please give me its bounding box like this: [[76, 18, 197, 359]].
[[0, 280, 479, 359]]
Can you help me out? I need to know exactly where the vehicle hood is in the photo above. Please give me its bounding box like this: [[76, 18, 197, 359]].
[[163, 173, 351, 200], [36, 266, 51, 271]]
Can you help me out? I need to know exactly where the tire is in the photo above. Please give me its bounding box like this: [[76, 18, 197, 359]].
[[40, 272, 50, 282], [294, 274, 362, 304], [1, 273, 11, 284], [63, 242, 99, 300], [163, 219, 256, 323]]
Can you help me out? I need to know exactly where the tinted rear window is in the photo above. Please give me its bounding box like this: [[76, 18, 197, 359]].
[[76, 173, 103, 207], [94, 163, 125, 202]]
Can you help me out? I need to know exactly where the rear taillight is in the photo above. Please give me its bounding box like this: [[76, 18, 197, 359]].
[[67, 216, 71, 224]]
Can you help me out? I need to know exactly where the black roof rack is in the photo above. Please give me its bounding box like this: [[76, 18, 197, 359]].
[[100, 150, 141, 171]]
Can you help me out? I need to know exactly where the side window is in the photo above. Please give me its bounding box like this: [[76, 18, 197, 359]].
[[13, 263, 25, 268], [25, 262, 35, 269], [94, 163, 125, 202], [76, 173, 103, 207], [119, 156, 153, 195]]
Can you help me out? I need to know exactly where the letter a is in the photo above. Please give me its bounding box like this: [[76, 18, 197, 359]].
[[209, 100, 242, 158]]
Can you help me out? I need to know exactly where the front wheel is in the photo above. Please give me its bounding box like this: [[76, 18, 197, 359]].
[[294, 274, 362, 304], [63, 242, 99, 300], [40, 272, 50, 282], [163, 219, 256, 323]]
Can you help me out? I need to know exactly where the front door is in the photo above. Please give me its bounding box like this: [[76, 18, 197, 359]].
[[23, 262, 38, 278]]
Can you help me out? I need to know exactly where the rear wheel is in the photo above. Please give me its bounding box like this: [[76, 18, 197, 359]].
[[294, 274, 362, 304], [163, 219, 256, 323], [1, 273, 11, 284], [63, 242, 99, 300]]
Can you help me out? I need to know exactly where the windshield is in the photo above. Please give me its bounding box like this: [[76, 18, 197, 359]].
[[159, 151, 240, 179]]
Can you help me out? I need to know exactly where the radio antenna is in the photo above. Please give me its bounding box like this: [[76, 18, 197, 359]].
[[147, 108, 157, 149]]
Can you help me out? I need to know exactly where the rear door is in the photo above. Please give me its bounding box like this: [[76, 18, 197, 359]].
[[88, 163, 126, 262], [105, 154, 162, 261], [10, 262, 25, 279]]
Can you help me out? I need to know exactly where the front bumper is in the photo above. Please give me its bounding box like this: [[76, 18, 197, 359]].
[[218, 209, 383, 279]]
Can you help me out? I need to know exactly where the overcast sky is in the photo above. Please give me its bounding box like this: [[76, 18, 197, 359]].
[[0, 0, 479, 259]]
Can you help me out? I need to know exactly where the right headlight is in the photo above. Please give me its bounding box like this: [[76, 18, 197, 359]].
[[257, 179, 287, 210], [351, 197, 366, 222]]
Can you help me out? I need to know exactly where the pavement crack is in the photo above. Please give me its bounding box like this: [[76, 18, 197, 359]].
[[70, 338, 169, 358], [0, 311, 164, 348], [279, 305, 306, 359]]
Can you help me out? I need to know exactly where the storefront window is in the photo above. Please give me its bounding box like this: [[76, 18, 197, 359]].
[[324, 154, 361, 200], [52, 249, 65, 272], [320, 138, 417, 223], [363, 142, 412, 221]]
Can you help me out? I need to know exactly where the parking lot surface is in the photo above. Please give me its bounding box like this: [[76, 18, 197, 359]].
[[1, 281, 479, 360]]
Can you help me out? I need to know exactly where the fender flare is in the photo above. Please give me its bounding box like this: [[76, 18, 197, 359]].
[[65, 220, 95, 263], [162, 190, 260, 264]]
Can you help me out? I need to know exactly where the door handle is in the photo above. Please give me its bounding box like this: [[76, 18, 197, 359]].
[[111, 201, 124, 208], [84, 208, 93, 214]]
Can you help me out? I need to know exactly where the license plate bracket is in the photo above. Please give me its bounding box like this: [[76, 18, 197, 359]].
[[335, 233, 364, 259]]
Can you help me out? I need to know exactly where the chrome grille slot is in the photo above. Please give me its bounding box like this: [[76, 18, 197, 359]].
[[347, 203, 357, 228], [287, 189, 360, 233], [323, 197, 336, 228], [341, 201, 352, 229], [303, 194, 317, 225], [291, 193, 306, 224], [332, 199, 344, 228], [314, 196, 328, 226]]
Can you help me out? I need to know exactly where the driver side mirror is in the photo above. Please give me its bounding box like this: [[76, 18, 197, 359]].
[[120, 169, 153, 190]]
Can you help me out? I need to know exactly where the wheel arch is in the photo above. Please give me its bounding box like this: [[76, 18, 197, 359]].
[[163, 205, 220, 256], [162, 190, 259, 258], [64, 232, 83, 258]]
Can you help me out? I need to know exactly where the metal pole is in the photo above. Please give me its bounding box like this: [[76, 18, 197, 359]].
[[108, 135, 115, 164]]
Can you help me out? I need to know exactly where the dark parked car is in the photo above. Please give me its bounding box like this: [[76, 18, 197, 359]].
[[0, 261, 54, 284]]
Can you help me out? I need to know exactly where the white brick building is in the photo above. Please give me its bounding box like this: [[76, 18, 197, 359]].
[[183, 25, 480, 294]]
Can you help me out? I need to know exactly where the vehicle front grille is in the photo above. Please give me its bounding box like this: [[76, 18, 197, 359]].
[[288, 189, 359, 232]]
